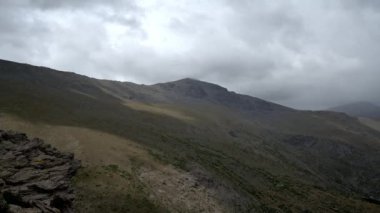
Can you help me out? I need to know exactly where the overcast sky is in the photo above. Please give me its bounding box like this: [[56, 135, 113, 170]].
[[1, 0, 379, 109]]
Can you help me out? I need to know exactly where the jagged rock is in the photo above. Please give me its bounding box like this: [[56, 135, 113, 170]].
[[0, 130, 80, 213]]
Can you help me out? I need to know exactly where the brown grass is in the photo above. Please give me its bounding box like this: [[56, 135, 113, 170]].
[[124, 101, 195, 122]]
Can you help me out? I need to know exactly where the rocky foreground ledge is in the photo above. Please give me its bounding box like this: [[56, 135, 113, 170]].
[[0, 130, 80, 213]]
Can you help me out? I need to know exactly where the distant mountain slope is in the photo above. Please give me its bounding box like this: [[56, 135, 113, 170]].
[[330, 102, 380, 119], [1, 59, 380, 212], [359, 117, 380, 132]]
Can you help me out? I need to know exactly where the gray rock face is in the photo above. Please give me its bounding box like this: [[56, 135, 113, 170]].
[[0, 130, 80, 213]]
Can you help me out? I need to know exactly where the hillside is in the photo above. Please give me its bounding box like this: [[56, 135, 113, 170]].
[[1, 59, 380, 212]]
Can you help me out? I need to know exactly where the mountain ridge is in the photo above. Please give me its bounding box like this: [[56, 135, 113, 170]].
[[0, 58, 290, 112]]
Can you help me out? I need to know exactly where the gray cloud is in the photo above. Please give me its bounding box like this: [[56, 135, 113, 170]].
[[0, 0, 379, 109], [340, 0, 380, 10]]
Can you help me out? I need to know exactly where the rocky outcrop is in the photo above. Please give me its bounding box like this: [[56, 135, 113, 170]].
[[0, 130, 80, 213]]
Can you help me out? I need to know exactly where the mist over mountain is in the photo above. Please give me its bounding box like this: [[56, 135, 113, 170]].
[[1, 59, 380, 212], [330, 102, 380, 119]]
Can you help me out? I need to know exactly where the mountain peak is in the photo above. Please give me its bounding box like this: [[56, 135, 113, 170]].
[[163, 78, 226, 88], [173, 77, 199, 82], [152, 78, 290, 112], [153, 78, 229, 99]]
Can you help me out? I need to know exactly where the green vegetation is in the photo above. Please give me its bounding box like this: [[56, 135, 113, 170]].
[[73, 166, 167, 213]]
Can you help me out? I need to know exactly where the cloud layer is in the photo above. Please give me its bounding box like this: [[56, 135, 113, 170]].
[[1, 0, 379, 109]]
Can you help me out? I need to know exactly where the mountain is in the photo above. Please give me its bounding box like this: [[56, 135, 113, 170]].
[[330, 102, 380, 119], [1, 59, 380, 212]]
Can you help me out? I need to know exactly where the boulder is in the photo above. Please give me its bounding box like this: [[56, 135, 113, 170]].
[[0, 130, 80, 213]]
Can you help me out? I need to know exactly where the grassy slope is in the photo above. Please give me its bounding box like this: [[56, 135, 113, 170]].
[[0, 114, 231, 212], [1, 59, 380, 212]]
